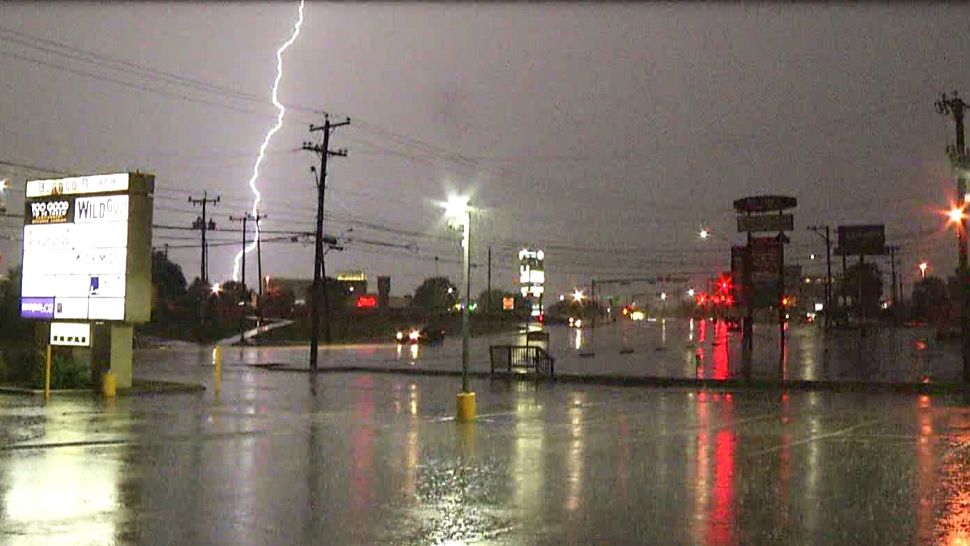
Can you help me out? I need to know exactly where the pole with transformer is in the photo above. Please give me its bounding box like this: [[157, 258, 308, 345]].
[[228, 213, 251, 344], [302, 114, 349, 373], [229, 212, 264, 343], [936, 91, 970, 383], [887, 244, 899, 318], [189, 191, 219, 284], [256, 213, 266, 324]]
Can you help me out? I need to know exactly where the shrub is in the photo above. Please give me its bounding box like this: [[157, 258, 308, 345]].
[[0, 347, 89, 389]]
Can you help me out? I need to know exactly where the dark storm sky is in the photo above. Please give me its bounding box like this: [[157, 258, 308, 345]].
[[1, 2, 969, 298]]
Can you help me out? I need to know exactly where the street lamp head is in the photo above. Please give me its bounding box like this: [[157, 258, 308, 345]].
[[698, 228, 710, 240], [211, 283, 222, 295], [442, 194, 471, 231], [572, 289, 585, 303], [0, 179, 7, 192], [947, 205, 966, 225], [687, 288, 695, 297]]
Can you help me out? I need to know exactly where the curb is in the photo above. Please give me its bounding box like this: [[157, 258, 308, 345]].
[[0, 379, 205, 397], [251, 364, 970, 395]]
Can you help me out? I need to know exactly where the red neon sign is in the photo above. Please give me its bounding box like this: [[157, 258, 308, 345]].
[[356, 295, 377, 308]]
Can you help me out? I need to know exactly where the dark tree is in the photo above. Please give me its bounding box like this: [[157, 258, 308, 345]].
[[412, 277, 458, 313], [0, 266, 30, 339], [151, 251, 187, 319]]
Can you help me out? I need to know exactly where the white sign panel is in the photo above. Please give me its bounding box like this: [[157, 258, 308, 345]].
[[50, 322, 91, 347], [88, 298, 125, 320], [22, 248, 128, 277], [23, 223, 128, 251], [26, 173, 129, 198], [54, 298, 89, 320]]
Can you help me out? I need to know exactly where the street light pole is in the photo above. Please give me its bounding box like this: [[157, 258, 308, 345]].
[[461, 208, 471, 394], [937, 91, 970, 383], [444, 195, 476, 422]]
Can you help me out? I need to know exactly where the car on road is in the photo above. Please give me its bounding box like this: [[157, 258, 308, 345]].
[[395, 327, 445, 344]]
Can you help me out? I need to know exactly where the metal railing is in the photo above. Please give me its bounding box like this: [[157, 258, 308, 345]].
[[489, 345, 555, 378]]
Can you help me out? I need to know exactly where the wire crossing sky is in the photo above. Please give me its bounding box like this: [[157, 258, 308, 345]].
[[231, 0, 305, 282]]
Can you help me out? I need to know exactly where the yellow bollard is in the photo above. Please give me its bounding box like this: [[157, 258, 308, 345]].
[[213, 346, 223, 394], [102, 371, 116, 398], [456, 391, 476, 422], [44, 345, 52, 398]]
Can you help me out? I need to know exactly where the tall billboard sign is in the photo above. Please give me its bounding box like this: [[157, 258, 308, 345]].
[[518, 248, 545, 317], [836, 224, 886, 256], [20, 173, 154, 323]]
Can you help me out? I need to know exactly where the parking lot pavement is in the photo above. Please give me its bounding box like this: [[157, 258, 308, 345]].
[[1, 363, 969, 545]]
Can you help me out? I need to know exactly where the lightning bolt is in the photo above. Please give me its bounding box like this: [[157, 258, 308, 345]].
[[232, 0, 305, 281]]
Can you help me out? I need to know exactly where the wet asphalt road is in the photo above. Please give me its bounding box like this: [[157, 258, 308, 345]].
[[209, 320, 961, 384], [2, 324, 970, 545]]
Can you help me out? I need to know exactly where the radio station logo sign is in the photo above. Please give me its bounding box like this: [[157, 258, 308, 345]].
[[75, 195, 128, 223], [21, 297, 55, 319], [26, 198, 72, 225]]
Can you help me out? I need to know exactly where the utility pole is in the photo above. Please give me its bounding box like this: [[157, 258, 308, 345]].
[[936, 91, 970, 382], [229, 213, 263, 344], [303, 114, 350, 373], [189, 191, 219, 284], [808, 225, 833, 330], [254, 213, 268, 324], [486, 246, 492, 313], [887, 245, 899, 309]]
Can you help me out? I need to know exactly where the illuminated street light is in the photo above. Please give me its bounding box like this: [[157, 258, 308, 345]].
[[810, 253, 816, 260], [442, 194, 471, 230], [687, 288, 695, 297], [572, 289, 585, 303], [698, 227, 710, 240], [211, 283, 222, 295], [948, 205, 967, 225], [660, 292, 668, 301], [0, 179, 7, 192], [919, 261, 928, 279]]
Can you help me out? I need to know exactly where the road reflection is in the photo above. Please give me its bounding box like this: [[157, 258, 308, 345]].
[[0, 400, 128, 545]]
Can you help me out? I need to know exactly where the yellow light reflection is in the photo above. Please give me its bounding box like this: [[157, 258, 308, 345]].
[[409, 343, 419, 362], [565, 393, 586, 513], [4, 449, 120, 542], [574, 328, 583, 350]]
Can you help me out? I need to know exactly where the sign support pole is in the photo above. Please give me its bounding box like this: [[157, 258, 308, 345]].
[[778, 227, 786, 380], [742, 222, 753, 380], [44, 344, 51, 398]]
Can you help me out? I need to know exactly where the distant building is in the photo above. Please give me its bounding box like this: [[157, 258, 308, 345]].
[[268, 277, 313, 305], [378, 276, 391, 309], [336, 270, 367, 297]]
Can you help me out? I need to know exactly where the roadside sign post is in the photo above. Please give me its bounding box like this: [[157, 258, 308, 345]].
[[734, 195, 797, 380], [20, 173, 154, 392], [835, 224, 888, 339]]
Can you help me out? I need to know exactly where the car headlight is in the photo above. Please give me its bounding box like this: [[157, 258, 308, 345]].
[[408, 330, 421, 341], [395, 331, 404, 341]]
